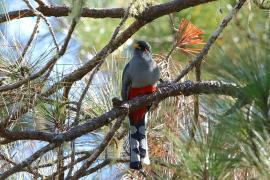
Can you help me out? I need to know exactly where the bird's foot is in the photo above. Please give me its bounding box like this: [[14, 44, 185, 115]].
[[130, 161, 142, 170], [112, 97, 123, 107]]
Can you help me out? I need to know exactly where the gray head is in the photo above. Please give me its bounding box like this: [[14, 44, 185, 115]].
[[132, 40, 151, 56]]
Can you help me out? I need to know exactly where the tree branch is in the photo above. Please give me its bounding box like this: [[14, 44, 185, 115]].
[[70, 116, 125, 179], [17, 15, 41, 64], [34, 0, 47, 7], [0, 10, 77, 93], [0, 81, 242, 143], [0, 6, 125, 23], [22, 0, 59, 53], [0, 143, 57, 180], [84, 158, 129, 176], [173, 0, 246, 82], [43, 0, 216, 96]]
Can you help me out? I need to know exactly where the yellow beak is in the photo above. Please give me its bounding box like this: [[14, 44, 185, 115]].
[[133, 43, 141, 49]]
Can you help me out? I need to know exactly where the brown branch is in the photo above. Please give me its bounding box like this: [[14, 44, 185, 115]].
[[191, 62, 201, 139], [22, 0, 59, 53], [45, 151, 94, 179], [84, 158, 129, 176], [173, 0, 247, 82], [0, 12, 77, 93], [0, 81, 242, 143], [34, 0, 47, 7], [36, 151, 91, 169], [17, 15, 41, 64], [70, 116, 125, 179], [0, 6, 125, 24], [43, 0, 216, 96], [0, 143, 57, 180], [0, 152, 43, 178]]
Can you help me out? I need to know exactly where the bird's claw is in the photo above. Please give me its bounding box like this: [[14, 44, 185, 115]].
[[112, 97, 123, 107]]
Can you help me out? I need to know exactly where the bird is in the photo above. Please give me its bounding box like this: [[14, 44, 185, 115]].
[[121, 40, 160, 170]]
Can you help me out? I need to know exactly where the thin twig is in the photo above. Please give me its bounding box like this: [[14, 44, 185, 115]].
[[42, 0, 217, 97], [17, 15, 41, 65], [66, 141, 75, 178], [22, 0, 59, 53], [191, 62, 201, 140], [44, 151, 94, 179], [173, 0, 247, 82], [253, 0, 270, 9], [72, 61, 103, 127], [0, 143, 57, 180], [109, 0, 136, 43], [0, 153, 43, 178], [70, 116, 125, 180], [84, 158, 129, 176], [0, 10, 78, 93]]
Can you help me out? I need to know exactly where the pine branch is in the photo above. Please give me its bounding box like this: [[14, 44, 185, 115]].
[[0, 0, 216, 24], [70, 116, 125, 179], [173, 0, 247, 83], [0, 143, 57, 180], [0, 81, 243, 143]]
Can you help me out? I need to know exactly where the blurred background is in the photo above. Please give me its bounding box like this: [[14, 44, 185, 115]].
[[0, 0, 270, 179]]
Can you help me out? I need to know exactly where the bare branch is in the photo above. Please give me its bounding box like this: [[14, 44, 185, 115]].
[[34, 0, 47, 7], [0, 6, 125, 23], [0, 143, 57, 180], [0, 152, 44, 178], [17, 15, 41, 64], [173, 0, 246, 82], [253, 0, 270, 9], [72, 61, 103, 127], [84, 158, 129, 176], [43, 0, 216, 96], [0, 9, 78, 93], [45, 151, 94, 179], [0, 81, 242, 143], [109, 0, 136, 42], [22, 0, 59, 53], [70, 116, 125, 179]]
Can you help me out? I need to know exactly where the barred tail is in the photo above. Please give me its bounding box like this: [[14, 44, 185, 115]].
[[129, 112, 150, 170]]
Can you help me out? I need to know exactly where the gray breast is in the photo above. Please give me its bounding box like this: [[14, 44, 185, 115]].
[[128, 56, 160, 88]]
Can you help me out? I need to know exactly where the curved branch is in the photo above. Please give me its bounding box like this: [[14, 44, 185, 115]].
[[0, 12, 77, 93], [173, 0, 246, 82], [43, 0, 216, 96], [0, 143, 57, 180], [0, 81, 242, 143], [71, 116, 125, 179]]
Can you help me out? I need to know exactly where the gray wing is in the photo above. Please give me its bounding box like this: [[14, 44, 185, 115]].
[[121, 63, 131, 101]]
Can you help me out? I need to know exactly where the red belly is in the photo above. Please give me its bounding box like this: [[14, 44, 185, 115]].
[[128, 85, 157, 124]]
